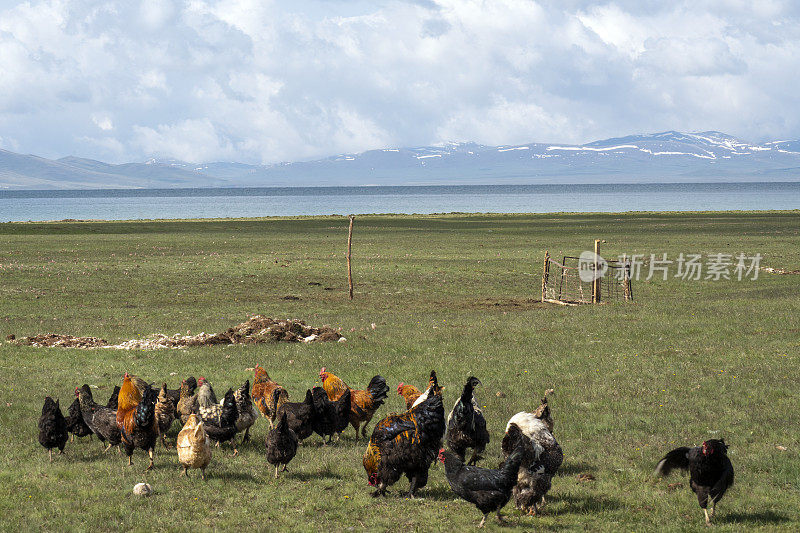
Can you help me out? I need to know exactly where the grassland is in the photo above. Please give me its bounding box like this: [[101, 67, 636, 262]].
[[0, 211, 799, 532]]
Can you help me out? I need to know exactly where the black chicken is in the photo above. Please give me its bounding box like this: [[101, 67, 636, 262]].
[[203, 388, 239, 456], [77, 385, 122, 452], [440, 444, 525, 528], [656, 439, 734, 525], [447, 376, 490, 465], [265, 411, 299, 478], [362, 390, 445, 498], [311, 386, 351, 443], [273, 388, 316, 442], [106, 385, 120, 409], [38, 397, 68, 462], [65, 392, 93, 442]]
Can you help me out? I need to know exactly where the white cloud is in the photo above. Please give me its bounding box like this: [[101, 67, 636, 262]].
[[91, 113, 113, 131], [0, 0, 798, 164], [132, 118, 235, 162]]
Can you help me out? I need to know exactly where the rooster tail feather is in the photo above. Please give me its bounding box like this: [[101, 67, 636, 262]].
[[366, 375, 389, 404], [655, 447, 691, 477]]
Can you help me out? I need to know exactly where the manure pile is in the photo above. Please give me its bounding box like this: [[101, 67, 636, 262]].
[[12, 315, 344, 350]]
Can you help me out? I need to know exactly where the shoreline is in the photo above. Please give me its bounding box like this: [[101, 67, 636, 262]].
[[2, 209, 799, 225]]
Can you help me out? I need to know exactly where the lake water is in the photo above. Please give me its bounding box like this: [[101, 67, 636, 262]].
[[1, 182, 799, 222]]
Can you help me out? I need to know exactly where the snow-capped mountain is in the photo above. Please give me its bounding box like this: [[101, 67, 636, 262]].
[[1, 131, 799, 189]]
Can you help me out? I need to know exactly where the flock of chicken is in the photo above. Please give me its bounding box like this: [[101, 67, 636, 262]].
[[37, 364, 733, 527]]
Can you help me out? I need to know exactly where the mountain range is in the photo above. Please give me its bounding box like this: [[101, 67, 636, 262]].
[[1, 131, 799, 190]]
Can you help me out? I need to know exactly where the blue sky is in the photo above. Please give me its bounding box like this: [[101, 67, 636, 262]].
[[0, 0, 798, 164]]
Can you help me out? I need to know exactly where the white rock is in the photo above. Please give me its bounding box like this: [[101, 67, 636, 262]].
[[133, 483, 153, 496]]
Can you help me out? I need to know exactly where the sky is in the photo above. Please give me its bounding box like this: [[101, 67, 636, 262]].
[[0, 0, 799, 164]]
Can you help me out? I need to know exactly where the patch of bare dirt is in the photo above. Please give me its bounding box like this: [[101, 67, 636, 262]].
[[16, 334, 109, 348], [12, 315, 344, 350], [462, 298, 548, 311]]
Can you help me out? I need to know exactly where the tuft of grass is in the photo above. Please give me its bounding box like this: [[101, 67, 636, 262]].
[[1, 211, 799, 531]]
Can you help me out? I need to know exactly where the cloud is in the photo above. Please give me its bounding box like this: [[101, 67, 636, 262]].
[[0, 0, 798, 164]]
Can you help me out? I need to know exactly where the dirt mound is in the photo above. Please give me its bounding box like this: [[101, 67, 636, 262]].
[[17, 334, 109, 348], [12, 316, 344, 350]]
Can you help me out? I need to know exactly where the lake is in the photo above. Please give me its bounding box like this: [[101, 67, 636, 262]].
[[1, 182, 799, 222]]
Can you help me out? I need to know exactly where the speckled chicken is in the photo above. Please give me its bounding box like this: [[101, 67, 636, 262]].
[[155, 383, 176, 448], [233, 379, 258, 443], [196, 378, 220, 423], [203, 388, 239, 456]]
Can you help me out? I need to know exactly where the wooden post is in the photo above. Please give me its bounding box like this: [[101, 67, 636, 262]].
[[347, 215, 354, 300], [592, 239, 601, 304], [541, 251, 550, 302], [622, 253, 630, 301]]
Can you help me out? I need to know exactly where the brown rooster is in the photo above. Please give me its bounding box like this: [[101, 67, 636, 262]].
[[252, 364, 288, 426], [116, 373, 159, 470], [398, 372, 444, 410], [319, 368, 389, 439], [397, 383, 422, 410]]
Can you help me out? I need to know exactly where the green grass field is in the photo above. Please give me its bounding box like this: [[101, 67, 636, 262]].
[[1, 212, 799, 532]]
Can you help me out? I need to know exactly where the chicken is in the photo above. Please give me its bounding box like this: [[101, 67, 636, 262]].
[[65, 393, 93, 442], [532, 388, 555, 433], [410, 371, 444, 409], [265, 411, 299, 478], [196, 378, 220, 423], [311, 386, 351, 443], [106, 385, 120, 409], [128, 374, 150, 396], [203, 388, 239, 456], [398, 372, 443, 410], [78, 384, 122, 452], [447, 376, 490, 465], [233, 379, 259, 443], [116, 373, 159, 470], [166, 376, 195, 419], [397, 383, 422, 410], [439, 443, 525, 528], [501, 417, 561, 515], [176, 414, 212, 480], [177, 377, 203, 424], [251, 364, 288, 425], [155, 383, 176, 449], [319, 368, 389, 439], [362, 387, 445, 497], [273, 388, 316, 442], [38, 397, 68, 462], [656, 439, 734, 525]]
